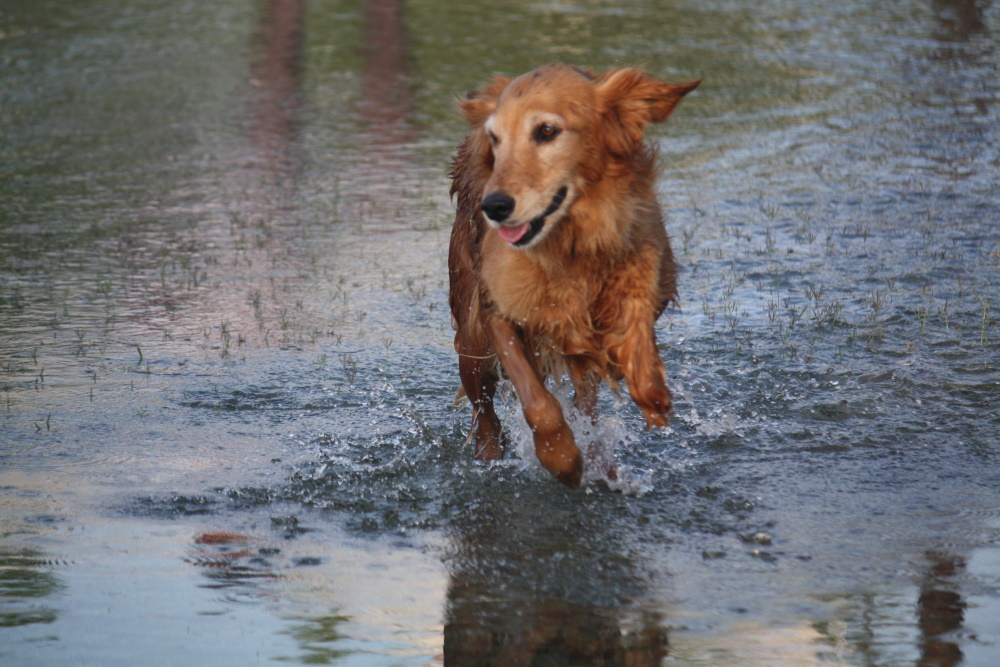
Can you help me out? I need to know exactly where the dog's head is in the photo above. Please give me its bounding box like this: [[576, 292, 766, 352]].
[[460, 64, 699, 249]]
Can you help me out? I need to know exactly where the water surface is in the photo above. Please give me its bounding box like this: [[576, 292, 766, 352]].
[[2, 0, 999, 664]]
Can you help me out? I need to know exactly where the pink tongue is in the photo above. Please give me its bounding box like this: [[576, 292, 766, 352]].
[[497, 222, 530, 244]]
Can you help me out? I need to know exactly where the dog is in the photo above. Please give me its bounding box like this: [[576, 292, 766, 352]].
[[448, 64, 699, 488]]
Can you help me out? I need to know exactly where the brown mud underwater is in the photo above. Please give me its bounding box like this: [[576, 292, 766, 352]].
[[2, 0, 999, 665]]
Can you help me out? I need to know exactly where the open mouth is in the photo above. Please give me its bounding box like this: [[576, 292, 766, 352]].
[[496, 186, 568, 247]]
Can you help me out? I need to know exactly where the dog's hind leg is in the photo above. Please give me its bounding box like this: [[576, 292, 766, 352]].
[[568, 357, 600, 424], [568, 358, 621, 482], [486, 316, 583, 488]]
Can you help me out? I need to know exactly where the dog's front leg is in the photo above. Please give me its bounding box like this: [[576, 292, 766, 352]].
[[618, 323, 673, 429], [601, 246, 674, 429], [456, 332, 504, 461], [486, 316, 583, 488], [612, 308, 673, 428]]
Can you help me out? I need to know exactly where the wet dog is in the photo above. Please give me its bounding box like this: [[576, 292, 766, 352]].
[[448, 64, 699, 487]]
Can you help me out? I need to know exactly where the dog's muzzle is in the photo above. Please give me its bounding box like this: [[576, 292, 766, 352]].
[[483, 187, 568, 247]]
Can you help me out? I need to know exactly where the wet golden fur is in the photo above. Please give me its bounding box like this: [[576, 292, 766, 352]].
[[448, 64, 699, 487]]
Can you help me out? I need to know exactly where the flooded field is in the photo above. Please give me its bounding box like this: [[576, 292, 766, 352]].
[[2, 0, 999, 664]]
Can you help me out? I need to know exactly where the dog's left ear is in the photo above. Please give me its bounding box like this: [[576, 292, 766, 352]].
[[459, 75, 511, 128], [595, 68, 700, 155]]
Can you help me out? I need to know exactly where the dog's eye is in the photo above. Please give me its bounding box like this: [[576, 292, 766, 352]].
[[534, 123, 561, 143], [487, 131, 499, 146]]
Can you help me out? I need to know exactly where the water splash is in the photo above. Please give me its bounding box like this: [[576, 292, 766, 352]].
[[495, 379, 655, 495]]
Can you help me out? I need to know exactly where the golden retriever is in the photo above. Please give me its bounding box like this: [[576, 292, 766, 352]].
[[448, 64, 699, 487]]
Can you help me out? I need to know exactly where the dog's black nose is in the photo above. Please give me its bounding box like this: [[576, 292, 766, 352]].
[[481, 191, 516, 222]]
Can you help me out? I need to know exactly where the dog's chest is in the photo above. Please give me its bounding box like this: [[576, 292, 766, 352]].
[[482, 254, 601, 353]]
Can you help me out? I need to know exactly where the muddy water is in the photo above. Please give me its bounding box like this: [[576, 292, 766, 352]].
[[2, 0, 999, 664]]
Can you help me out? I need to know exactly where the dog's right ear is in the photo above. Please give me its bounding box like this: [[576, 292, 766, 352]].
[[595, 68, 700, 157], [459, 76, 511, 127]]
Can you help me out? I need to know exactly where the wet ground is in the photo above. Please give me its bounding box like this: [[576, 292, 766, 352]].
[[2, 0, 999, 664]]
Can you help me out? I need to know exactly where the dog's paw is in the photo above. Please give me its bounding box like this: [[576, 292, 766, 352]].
[[534, 424, 583, 488], [641, 405, 672, 430]]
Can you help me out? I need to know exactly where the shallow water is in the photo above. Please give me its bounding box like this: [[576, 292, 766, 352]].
[[2, 0, 999, 664]]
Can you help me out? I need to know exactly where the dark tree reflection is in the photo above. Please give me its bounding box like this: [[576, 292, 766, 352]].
[[249, 0, 305, 186]]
